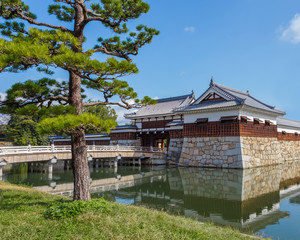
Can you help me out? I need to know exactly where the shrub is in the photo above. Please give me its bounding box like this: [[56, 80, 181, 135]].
[[44, 198, 112, 219]]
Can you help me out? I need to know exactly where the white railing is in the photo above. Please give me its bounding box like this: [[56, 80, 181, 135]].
[[0, 145, 165, 155]]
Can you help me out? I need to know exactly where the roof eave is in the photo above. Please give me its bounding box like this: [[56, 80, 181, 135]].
[[177, 105, 242, 114], [125, 112, 179, 119], [242, 105, 286, 117]]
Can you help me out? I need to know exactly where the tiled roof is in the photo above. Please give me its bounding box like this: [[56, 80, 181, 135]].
[[277, 118, 300, 129], [49, 133, 109, 140], [180, 81, 285, 115], [114, 125, 137, 129], [125, 92, 195, 118], [181, 100, 239, 112]]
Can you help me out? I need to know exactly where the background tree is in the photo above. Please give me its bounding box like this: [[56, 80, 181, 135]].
[[0, 0, 159, 200], [7, 114, 49, 146], [83, 104, 117, 133], [2, 104, 117, 145]]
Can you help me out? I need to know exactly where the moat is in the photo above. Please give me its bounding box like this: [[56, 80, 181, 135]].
[[3, 162, 300, 240]]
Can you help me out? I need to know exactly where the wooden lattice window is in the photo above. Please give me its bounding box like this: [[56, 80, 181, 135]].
[[265, 120, 272, 127], [282, 131, 286, 136], [254, 118, 263, 125], [220, 116, 238, 124], [241, 116, 250, 124], [196, 118, 208, 126]]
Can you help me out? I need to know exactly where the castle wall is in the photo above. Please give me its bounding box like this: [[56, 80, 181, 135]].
[[168, 138, 184, 163], [240, 137, 281, 168], [179, 137, 243, 168], [177, 136, 300, 168]]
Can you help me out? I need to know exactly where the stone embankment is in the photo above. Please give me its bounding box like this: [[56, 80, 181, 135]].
[[168, 136, 300, 168]]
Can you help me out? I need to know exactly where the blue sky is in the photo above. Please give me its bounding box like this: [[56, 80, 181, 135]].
[[1, 0, 300, 123]]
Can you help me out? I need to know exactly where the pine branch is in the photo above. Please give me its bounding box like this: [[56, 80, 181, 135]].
[[17, 10, 72, 33], [93, 46, 132, 61], [83, 100, 133, 109]]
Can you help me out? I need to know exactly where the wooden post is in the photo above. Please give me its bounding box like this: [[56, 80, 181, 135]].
[[48, 157, 57, 180], [48, 164, 53, 180]]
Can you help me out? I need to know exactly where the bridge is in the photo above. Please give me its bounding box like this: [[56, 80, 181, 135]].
[[0, 145, 167, 177]]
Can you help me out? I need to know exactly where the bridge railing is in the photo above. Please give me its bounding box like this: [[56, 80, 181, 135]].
[[86, 145, 164, 153], [0, 145, 166, 155]]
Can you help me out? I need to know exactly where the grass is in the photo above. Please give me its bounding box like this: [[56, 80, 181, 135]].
[[0, 181, 259, 240]]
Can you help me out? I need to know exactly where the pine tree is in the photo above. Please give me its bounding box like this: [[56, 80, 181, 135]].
[[0, 0, 159, 200]]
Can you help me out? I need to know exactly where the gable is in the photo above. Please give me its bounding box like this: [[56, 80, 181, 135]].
[[193, 86, 234, 105], [202, 92, 225, 102]]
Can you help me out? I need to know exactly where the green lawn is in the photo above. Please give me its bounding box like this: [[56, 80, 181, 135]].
[[0, 182, 259, 240]]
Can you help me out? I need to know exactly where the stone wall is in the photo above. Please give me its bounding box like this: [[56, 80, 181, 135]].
[[150, 152, 167, 165], [240, 137, 300, 168], [278, 140, 300, 162], [168, 138, 183, 164], [240, 137, 281, 168], [177, 136, 300, 168], [179, 137, 243, 168]]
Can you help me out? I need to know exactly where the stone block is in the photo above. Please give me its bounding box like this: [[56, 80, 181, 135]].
[[224, 136, 239, 142], [197, 142, 205, 147], [222, 145, 230, 150], [224, 148, 241, 156]]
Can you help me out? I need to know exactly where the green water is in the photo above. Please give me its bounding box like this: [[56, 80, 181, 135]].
[[3, 162, 300, 240]]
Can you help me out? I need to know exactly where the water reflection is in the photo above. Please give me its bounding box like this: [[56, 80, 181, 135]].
[[3, 161, 300, 239]]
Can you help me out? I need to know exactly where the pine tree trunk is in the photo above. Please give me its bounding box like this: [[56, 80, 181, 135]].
[[70, 1, 90, 201], [69, 71, 91, 201], [72, 128, 90, 201]]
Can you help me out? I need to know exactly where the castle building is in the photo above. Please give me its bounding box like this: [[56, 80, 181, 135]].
[[51, 79, 300, 168]]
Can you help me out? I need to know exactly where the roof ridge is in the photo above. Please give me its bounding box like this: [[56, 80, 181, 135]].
[[213, 85, 244, 103], [214, 83, 249, 96], [157, 92, 194, 103], [214, 82, 281, 111], [246, 94, 276, 110]]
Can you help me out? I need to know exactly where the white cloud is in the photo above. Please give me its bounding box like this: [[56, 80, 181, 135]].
[[0, 92, 7, 101], [184, 26, 196, 33], [0, 114, 10, 125], [280, 14, 300, 43], [0, 93, 10, 125], [56, 78, 68, 83], [113, 106, 133, 125]]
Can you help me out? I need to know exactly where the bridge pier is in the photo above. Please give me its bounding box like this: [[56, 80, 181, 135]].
[[0, 160, 7, 181], [48, 164, 53, 180], [64, 160, 71, 170], [48, 157, 57, 180]]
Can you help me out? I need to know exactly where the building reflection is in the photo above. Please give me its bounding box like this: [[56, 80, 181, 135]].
[[5, 161, 300, 233], [97, 162, 300, 232]]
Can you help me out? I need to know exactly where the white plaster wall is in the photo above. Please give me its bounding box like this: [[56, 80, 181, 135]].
[[277, 126, 300, 134], [184, 110, 239, 123], [184, 109, 278, 124], [239, 109, 277, 124]]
